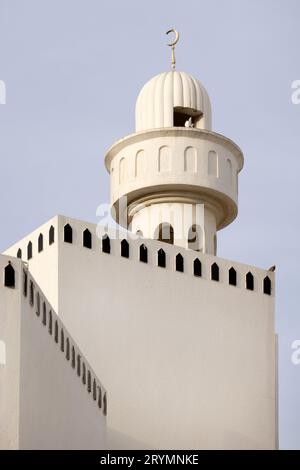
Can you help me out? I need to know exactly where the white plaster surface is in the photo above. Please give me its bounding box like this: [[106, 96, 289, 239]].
[[0, 253, 107, 450], [7, 215, 274, 449]]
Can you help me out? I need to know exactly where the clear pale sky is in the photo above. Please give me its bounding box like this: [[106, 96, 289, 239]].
[[0, 0, 299, 449]]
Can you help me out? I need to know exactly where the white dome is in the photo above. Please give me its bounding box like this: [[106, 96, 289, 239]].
[[135, 71, 212, 132]]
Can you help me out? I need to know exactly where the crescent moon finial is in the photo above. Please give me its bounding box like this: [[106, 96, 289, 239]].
[[166, 29, 180, 70]]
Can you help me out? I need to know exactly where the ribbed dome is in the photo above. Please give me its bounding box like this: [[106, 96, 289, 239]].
[[135, 71, 212, 132]]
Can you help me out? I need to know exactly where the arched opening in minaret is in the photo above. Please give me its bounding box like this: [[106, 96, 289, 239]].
[[64, 224, 73, 244], [246, 272, 254, 291], [4, 263, 15, 288], [155, 223, 174, 245], [139, 244, 148, 263], [121, 239, 129, 258], [188, 225, 203, 252], [173, 107, 202, 127], [83, 229, 92, 249], [229, 267, 237, 286], [211, 263, 219, 281], [175, 253, 184, 273], [17, 248, 22, 259], [263, 276, 271, 295], [208, 150, 218, 177], [193, 258, 202, 277]]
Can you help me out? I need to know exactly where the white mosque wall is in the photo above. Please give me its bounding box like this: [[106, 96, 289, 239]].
[[30, 215, 275, 450], [0, 255, 22, 449], [3, 215, 276, 449], [0, 253, 107, 450]]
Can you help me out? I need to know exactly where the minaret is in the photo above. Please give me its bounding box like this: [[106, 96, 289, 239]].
[[105, 31, 244, 255]]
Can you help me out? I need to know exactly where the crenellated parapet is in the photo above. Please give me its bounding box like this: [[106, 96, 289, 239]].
[[4, 216, 273, 298]]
